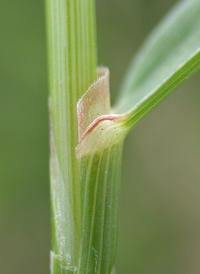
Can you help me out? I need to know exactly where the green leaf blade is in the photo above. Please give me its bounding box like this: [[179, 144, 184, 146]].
[[115, 0, 200, 125]]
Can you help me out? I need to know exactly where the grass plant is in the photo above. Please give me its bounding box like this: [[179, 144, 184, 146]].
[[45, 0, 200, 273]]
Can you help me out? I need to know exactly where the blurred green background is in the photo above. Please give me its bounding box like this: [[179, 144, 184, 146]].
[[1, 0, 200, 273]]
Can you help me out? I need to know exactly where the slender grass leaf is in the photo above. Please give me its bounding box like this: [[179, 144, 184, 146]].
[[114, 0, 200, 128]]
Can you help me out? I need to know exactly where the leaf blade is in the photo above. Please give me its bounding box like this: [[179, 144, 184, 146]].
[[114, 0, 200, 123]]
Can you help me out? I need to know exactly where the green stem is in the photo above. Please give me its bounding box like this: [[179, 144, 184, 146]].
[[46, 0, 97, 272]]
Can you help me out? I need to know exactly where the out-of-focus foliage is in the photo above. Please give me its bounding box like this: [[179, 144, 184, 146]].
[[1, 0, 200, 273]]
